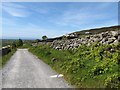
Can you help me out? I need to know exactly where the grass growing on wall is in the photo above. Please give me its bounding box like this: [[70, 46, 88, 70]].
[[28, 43, 120, 88], [2, 49, 16, 68]]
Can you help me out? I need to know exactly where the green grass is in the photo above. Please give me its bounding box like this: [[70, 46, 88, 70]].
[[28, 43, 120, 88], [1, 49, 16, 68], [0, 57, 2, 68]]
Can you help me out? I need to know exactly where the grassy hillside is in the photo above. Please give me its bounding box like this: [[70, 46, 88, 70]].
[[71, 25, 120, 36], [28, 42, 120, 88]]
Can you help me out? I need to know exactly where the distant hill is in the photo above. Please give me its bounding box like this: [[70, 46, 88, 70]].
[[46, 25, 120, 41], [72, 25, 120, 36], [2, 39, 16, 47]]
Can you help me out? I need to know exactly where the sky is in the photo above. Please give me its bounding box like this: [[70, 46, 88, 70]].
[[2, 2, 118, 39]]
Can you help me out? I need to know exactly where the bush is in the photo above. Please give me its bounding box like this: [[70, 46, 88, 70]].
[[16, 39, 23, 47]]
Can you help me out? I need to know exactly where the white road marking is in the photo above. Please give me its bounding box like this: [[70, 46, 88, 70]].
[[50, 74, 63, 78]]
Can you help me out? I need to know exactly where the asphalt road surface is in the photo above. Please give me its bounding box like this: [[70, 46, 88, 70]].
[[2, 49, 71, 88]]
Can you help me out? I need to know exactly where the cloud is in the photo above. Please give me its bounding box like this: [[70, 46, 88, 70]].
[[2, 2, 31, 17], [3, 22, 64, 39], [51, 3, 117, 28], [2, 17, 17, 26], [33, 8, 49, 14], [2, 2, 118, 39], [24, 23, 65, 38]]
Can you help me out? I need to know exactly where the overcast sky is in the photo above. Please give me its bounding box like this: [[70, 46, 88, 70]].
[[2, 2, 118, 39]]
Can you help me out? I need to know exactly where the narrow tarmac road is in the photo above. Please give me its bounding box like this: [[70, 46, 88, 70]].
[[2, 49, 71, 88]]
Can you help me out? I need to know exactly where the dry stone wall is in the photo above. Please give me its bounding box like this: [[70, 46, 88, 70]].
[[0, 46, 11, 56], [50, 30, 120, 50]]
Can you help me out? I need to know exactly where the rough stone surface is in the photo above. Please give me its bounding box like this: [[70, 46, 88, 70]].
[[50, 30, 120, 50]]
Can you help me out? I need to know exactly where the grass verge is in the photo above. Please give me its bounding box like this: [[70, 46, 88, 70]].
[[28, 43, 120, 88], [1, 49, 16, 68]]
